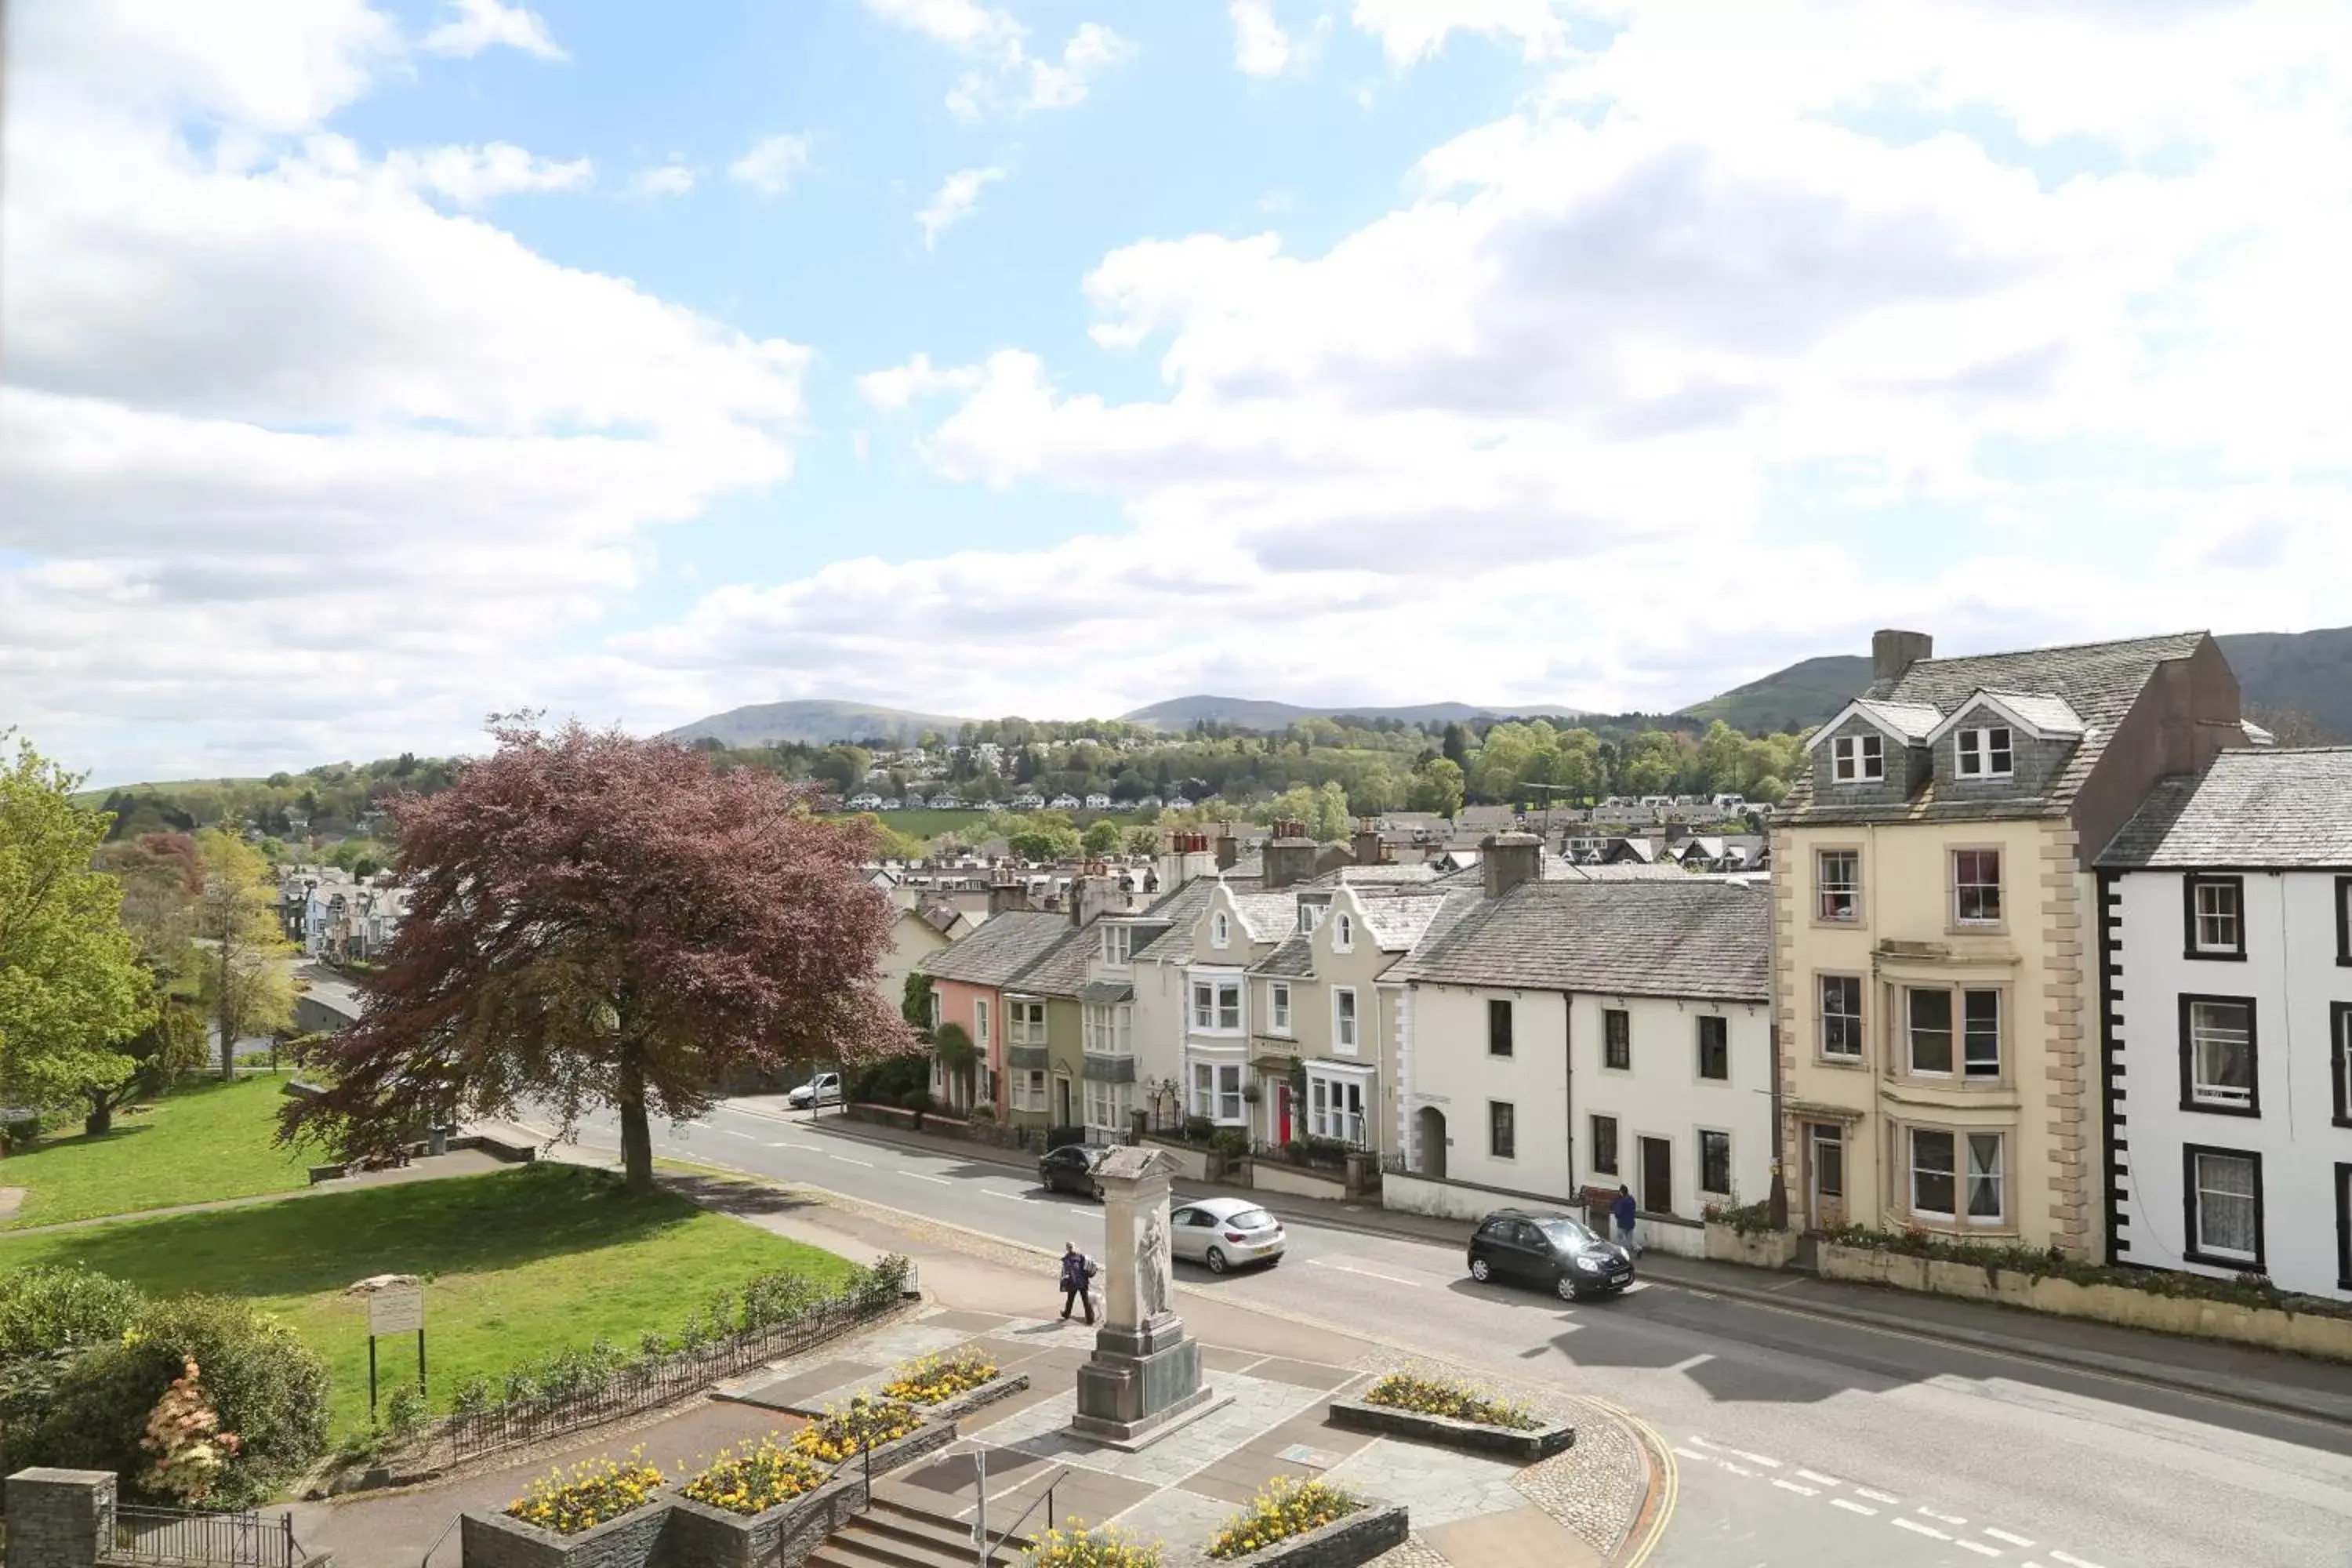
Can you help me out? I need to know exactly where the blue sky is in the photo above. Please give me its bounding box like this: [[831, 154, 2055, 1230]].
[[8, 0, 2352, 783]]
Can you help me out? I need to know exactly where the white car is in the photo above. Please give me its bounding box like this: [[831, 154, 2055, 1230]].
[[1168, 1196, 1286, 1274], [786, 1072, 841, 1109]]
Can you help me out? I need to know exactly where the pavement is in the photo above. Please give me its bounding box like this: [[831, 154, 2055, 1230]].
[[514, 1095, 2352, 1568]]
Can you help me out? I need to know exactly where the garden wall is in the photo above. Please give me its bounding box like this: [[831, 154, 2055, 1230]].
[[1327, 1399, 1574, 1462], [1702, 1223, 1799, 1270], [1211, 1502, 1409, 1568]]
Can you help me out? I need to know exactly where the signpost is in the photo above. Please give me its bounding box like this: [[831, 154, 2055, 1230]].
[[367, 1286, 426, 1422]]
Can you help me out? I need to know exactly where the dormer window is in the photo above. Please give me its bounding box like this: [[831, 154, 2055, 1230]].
[[1334, 913, 1353, 951], [1956, 726, 2014, 779], [1102, 924, 1133, 966], [1832, 734, 1885, 782], [1212, 912, 1230, 947]]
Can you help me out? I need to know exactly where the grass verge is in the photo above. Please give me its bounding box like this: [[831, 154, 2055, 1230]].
[[0, 1073, 310, 1229], [0, 1162, 857, 1438]]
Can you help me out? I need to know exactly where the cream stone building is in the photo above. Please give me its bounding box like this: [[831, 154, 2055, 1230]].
[[1772, 630, 2245, 1258]]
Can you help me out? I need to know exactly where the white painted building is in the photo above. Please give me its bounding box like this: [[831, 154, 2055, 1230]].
[[1391, 880, 1773, 1248], [2099, 748, 2352, 1298]]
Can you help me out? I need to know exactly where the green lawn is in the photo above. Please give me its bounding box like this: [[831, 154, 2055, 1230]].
[[0, 1073, 311, 1229], [826, 808, 1152, 840], [0, 1163, 858, 1437]]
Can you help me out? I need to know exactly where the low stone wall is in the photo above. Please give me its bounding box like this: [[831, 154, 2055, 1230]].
[[1210, 1502, 1410, 1568], [1139, 1138, 1214, 1181], [1248, 1160, 1349, 1203], [7, 1468, 116, 1568], [1703, 1223, 1799, 1270], [1818, 1243, 2352, 1363], [659, 1475, 869, 1568], [1381, 1172, 1529, 1225], [460, 1497, 671, 1568], [1327, 1399, 1575, 1462], [1629, 1215, 1704, 1261]]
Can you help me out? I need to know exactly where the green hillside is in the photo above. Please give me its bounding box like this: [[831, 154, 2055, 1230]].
[[1679, 655, 1873, 732]]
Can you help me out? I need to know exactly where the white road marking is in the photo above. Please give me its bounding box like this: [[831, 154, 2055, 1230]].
[[1892, 1519, 1951, 1542], [1770, 1479, 1817, 1497], [1691, 1436, 1782, 1468], [903, 1174, 951, 1185], [1719, 1462, 1755, 1478], [829, 1156, 873, 1167], [764, 1142, 804, 1149], [1304, 1258, 1427, 1288], [1795, 1469, 1842, 1487], [1956, 1542, 2002, 1559], [1984, 1530, 2036, 1548], [1830, 1499, 1878, 1517], [983, 1189, 1029, 1200], [1671, 1447, 1708, 1461], [1664, 1353, 1715, 1373], [2049, 1553, 2104, 1568], [720, 1129, 755, 1140], [1919, 1508, 1969, 1526], [1856, 1487, 1902, 1505]]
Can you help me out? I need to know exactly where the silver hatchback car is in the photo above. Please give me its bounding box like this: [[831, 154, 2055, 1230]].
[[1167, 1196, 1286, 1273]]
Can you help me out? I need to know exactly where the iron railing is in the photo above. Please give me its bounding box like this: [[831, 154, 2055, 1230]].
[[983, 1465, 1068, 1563], [443, 1269, 904, 1462], [111, 1504, 307, 1568]]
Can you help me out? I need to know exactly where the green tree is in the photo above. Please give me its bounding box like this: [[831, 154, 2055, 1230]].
[[1080, 820, 1124, 857], [1309, 780, 1351, 841], [1619, 730, 1686, 795], [853, 814, 927, 862], [1442, 722, 1472, 769], [1007, 817, 1081, 862], [1407, 758, 1465, 818], [192, 830, 296, 1080], [0, 741, 148, 1120], [1123, 826, 1161, 858], [1696, 721, 1751, 795], [899, 972, 935, 1040]]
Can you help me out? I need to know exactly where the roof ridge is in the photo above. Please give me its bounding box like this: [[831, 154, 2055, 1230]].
[[1909, 629, 2205, 665]]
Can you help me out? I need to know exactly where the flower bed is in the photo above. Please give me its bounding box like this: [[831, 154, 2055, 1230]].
[[881, 1348, 997, 1405], [1206, 1478, 1362, 1562], [1021, 1519, 1167, 1566], [789, 1395, 924, 1462], [1360, 1373, 1536, 1431], [1203, 1483, 1406, 1568], [681, 1436, 828, 1515], [505, 1450, 665, 1535]]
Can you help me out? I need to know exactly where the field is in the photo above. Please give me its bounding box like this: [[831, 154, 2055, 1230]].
[[0, 1073, 312, 1229], [0, 1163, 857, 1437], [828, 808, 1154, 840]]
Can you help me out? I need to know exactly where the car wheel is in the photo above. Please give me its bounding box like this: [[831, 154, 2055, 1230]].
[[1555, 1272, 1581, 1303], [1468, 1257, 1493, 1283], [1090, 1181, 1105, 1203], [1206, 1247, 1228, 1275]]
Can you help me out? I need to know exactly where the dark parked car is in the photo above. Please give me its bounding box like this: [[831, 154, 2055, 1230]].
[[1466, 1208, 1634, 1301], [1037, 1144, 1111, 1199]]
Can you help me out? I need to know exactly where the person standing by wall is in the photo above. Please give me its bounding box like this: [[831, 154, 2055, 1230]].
[[1059, 1241, 1097, 1324]]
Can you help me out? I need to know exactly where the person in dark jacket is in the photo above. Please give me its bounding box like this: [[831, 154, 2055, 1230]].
[[1059, 1242, 1097, 1323], [1612, 1186, 1639, 1254]]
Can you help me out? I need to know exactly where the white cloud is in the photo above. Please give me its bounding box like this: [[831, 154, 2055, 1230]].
[[627, 163, 698, 198], [727, 133, 815, 196], [386, 142, 593, 205], [865, 0, 1131, 121], [1230, 1, 1294, 77], [916, 167, 1005, 249], [1023, 22, 1135, 113], [1349, 0, 1567, 65], [861, 0, 1022, 53], [857, 354, 987, 409], [420, 0, 566, 61]]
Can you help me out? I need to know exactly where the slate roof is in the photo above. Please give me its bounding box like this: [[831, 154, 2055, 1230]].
[[1128, 875, 1260, 965], [1007, 923, 1097, 997], [1544, 859, 1693, 881], [1230, 892, 1301, 943], [1972, 690, 2087, 737], [1847, 698, 1947, 744], [1791, 630, 2210, 824], [916, 910, 1072, 986], [1394, 880, 1769, 1001], [1305, 863, 1444, 886], [2096, 747, 2352, 869]]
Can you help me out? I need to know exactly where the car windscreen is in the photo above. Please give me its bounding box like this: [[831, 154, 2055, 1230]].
[[1228, 1209, 1275, 1230], [1538, 1219, 1600, 1247]]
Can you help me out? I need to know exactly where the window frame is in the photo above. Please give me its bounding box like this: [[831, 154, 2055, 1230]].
[[1696, 1014, 1730, 1082], [2181, 1144, 2265, 1272], [1951, 847, 2004, 927], [1815, 847, 1861, 924], [1908, 1127, 1958, 1221], [1334, 913, 1353, 952], [2333, 1002, 2352, 1130], [1897, 982, 2005, 1081], [1818, 973, 1864, 1062], [2338, 876, 2352, 967], [1591, 1113, 1619, 1176], [1488, 1099, 1516, 1161], [2177, 993, 2260, 1118], [2182, 875, 2247, 962], [1955, 725, 2015, 780], [1602, 1007, 1632, 1072], [1831, 732, 1886, 783], [1488, 997, 1515, 1058], [975, 998, 991, 1045], [1697, 1128, 1733, 1197], [2337, 1162, 2352, 1291], [1964, 1130, 2005, 1226], [1332, 986, 1359, 1054], [1305, 1067, 1368, 1146], [1269, 982, 1292, 1036], [1212, 911, 1231, 948], [1008, 998, 1048, 1046], [1102, 924, 1134, 966]]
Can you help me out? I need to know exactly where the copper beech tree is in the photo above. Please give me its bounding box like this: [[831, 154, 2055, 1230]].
[[281, 720, 913, 1192]]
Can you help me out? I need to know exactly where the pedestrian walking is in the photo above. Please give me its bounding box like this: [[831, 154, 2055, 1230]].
[[1058, 1242, 1098, 1325], [1612, 1185, 1640, 1254]]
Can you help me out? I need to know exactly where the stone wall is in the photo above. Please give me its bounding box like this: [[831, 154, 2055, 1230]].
[[1327, 1400, 1575, 1463], [1701, 1223, 1800, 1270], [6, 1468, 114, 1568], [1214, 1503, 1410, 1568]]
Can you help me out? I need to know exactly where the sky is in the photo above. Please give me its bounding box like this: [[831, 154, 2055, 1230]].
[[9, 0, 2352, 786]]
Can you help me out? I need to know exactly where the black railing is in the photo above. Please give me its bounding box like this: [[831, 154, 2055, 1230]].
[[443, 1267, 906, 1462], [112, 1504, 306, 1567]]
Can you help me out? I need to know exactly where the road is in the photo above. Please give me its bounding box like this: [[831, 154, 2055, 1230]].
[[532, 1099, 2352, 1568]]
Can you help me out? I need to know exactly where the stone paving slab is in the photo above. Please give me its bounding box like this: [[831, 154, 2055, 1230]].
[[988, 1369, 1330, 1490], [717, 1359, 873, 1411], [1323, 1436, 1524, 1531], [1422, 1504, 1599, 1568]]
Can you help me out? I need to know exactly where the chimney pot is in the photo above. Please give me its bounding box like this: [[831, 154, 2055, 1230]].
[[1871, 629, 1933, 683], [1481, 832, 1543, 900]]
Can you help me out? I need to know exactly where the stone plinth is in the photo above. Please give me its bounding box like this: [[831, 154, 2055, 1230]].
[[1070, 1145, 1214, 1446], [6, 1468, 115, 1568]]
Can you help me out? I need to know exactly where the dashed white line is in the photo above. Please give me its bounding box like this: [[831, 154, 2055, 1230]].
[[720, 1129, 755, 1140], [1919, 1507, 1969, 1526], [1719, 1462, 1755, 1478], [1892, 1518, 1951, 1542], [1770, 1479, 1817, 1497], [829, 1156, 873, 1167], [1956, 1542, 2002, 1559], [902, 1174, 951, 1185], [982, 1189, 1028, 1200], [1856, 1487, 1902, 1505], [1829, 1499, 1878, 1517], [1984, 1530, 2036, 1548], [1795, 1468, 1842, 1487], [1671, 1447, 1708, 1461], [1691, 1436, 1782, 1468], [2049, 1552, 2104, 1568], [764, 1142, 804, 1149]]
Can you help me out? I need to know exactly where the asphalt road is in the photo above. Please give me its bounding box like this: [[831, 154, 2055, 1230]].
[[534, 1099, 2352, 1568]]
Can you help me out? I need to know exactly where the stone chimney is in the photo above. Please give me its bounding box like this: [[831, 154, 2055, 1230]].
[[987, 866, 1027, 916], [1482, 832, 1543, 901], [1872, 629, 1933, 684], [1352, 821, 1390, 866], [1214, 822, 1239, 871], [1072, 865, 1121, 928], [1263, 821, 1318, 890], [1160, 830, 1218, 890]]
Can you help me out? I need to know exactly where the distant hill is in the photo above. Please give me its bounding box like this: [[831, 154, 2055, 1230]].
[[662, 699, 970, 748], [1122, 695, 1581, 731], [1680, 629, 2352, 741]]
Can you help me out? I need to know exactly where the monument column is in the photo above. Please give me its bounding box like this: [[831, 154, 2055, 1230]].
[[1072, 1145, 1218, 1444]]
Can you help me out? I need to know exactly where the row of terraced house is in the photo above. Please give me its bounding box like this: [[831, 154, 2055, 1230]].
[[913, 628, 2352, 1300]]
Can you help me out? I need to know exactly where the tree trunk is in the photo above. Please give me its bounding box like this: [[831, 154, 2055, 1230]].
[[218, 937, 236, 1081], [85, 1090, 113, 1138], [616, 1051, 654, 1195]]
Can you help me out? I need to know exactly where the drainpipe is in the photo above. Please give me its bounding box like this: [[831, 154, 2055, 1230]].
[[1563, 989, 1577, 1213], [1766, 843, 1789, 1231]]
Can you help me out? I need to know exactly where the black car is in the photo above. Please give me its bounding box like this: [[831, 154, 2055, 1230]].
[[1467, 1209, 1635, 1301], [1037, 1144, 1110, 1199]]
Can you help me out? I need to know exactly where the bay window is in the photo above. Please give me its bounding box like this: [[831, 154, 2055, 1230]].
[[1083, 1004, 1131, 1055], [1904, 984, 2003, 1079], [1306, 1069, 1368, 1146], [1191, 979, 1242, 1033], [1192, 1061, 1244, 1123], [1907, 1127, 2006, 1226]]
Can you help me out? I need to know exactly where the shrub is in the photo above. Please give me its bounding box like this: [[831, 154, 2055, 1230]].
[[506, 1449, 665, 1535], [1362, 1373, 1538, 1431], [880, 1349, 996, 1406], [1205, 1478, 1359, 1560], [1210, 1130, 1248, 1159], [1701, 1198, 1778, 1238], [1022, 1520, 1166, 1566], [17, 1294, 328, 1506], [681, 1436, 826, 1515], [851, 1054, 928, 1105], [788, 1396, 921, 1463], [1183, 1116, 1214, 1143], [139, 1356, 241, 1504], [0, 1265, 146, 1362], [383, 1383, 430, 1441]]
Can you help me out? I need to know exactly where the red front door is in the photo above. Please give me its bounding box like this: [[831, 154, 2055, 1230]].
[[1275, 1084, 1292, 1145]]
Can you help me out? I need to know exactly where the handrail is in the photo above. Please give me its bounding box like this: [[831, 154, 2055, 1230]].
[[983, 1465, 1069, 1561]]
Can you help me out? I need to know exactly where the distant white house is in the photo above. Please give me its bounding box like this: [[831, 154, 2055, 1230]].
[[1084, 793, 1113, 811], [930, 793, 964, 809], [1011, 792, 1047, 811], [1050, 793, 1083, 811], [848, 792, 884, 811]]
